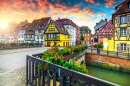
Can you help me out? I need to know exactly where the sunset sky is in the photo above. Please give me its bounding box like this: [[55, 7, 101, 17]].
[[0, 0, 124, 34]]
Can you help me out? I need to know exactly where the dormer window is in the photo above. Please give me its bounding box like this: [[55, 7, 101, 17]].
[[64, 20, 67, 23]]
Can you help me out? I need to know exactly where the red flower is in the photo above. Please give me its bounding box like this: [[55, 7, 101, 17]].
[[43, 68, 47, 70], [43, 64, 46, 67], [44, 56, 48, 59], [47, 52, 49, 54], [61, 59, 62, 60], [69, 59, 70, 60], [56, 47, 59, 49], [53, 54, 55, 56], [64, 56, 66, 59]]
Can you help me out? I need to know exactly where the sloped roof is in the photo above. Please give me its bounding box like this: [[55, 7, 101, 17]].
[[53, 20, 70, 35], [44, 20, 70, 35], [25, 17, 51, 35], [80, 26, 90, 31], [56, 18, 79, 28], [29, 17, 51, 30]]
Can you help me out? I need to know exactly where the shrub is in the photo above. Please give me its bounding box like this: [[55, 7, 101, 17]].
[[21, 42, 27, 46], [63, 46, 73, 55], [93, 43, 103, 48], [10, 43, 17, 47], [29, 42, 34, 46], [0, 43, 5, 46]]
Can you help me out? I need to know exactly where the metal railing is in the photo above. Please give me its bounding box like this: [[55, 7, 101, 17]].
[[26, 55, 120, 86], [90, 45, 130, 59]]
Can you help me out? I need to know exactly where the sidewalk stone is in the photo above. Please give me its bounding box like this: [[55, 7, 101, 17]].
[[0, 66, 26, 86]]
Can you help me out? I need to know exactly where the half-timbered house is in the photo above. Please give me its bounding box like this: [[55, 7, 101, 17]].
[[93, 20, 113, 45]]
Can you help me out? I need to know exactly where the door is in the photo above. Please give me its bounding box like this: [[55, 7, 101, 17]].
[[54, 42, 56, 47], [47, 42, 50, 46], [63, 42, 65, 46]]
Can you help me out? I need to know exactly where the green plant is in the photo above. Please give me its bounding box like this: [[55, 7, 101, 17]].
[[10, 42, 17, 47], [80, 34, 85, 44], [29, 42, 34, 46]]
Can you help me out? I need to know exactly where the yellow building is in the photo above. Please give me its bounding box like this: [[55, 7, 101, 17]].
[[44, 20, 70, 47], [103, 0, 130, 53]]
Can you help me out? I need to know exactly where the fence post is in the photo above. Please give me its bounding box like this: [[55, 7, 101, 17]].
[[117, 47, 118, 57], [128, 48, 129, 59], [107, 46, 109, 56], [91, 45, 92, 53]]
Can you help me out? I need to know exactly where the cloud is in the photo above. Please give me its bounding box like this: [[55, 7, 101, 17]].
[[104, 0, 116, 8], [97, 13, 106, 16]]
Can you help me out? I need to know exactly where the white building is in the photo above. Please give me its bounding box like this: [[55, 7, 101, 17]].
[[25, 17, 51, 45], [56, 18, 76, 46]]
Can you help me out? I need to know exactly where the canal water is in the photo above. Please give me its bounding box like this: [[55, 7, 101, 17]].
[[86, 65, 130, 86]]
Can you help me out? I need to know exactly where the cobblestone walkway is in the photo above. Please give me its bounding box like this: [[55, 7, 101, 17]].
[[0, 66, 26, 86]]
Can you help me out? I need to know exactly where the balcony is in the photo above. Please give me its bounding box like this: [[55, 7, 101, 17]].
[[25, 38, 35, 41], [45, 38, 60, 41], [35, 33, 43, 35], [26, 55, 120, 86]]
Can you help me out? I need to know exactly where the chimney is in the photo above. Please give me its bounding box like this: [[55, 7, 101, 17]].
[[105, 18, 107, 23], [58, 17, 60, 20]]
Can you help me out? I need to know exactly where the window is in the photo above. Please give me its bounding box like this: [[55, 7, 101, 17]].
[[49, 28, 55, 31], [51, 22, 53, 25], [64, 21, 67, 23], [88, 34, 89, 36], [88, 38, 89, 40], [68, 36, 69, 39], [85, 38, 86, 40], [121, 44, 126, 51], [51, 34, 53, 38], [106, 29, 109, 33], [65, 35, 66, 39], [86, 42, 87, 44], [83, 34, 84, 36], [85, 34, 86, 36], [121, 16, 127, 24], [88, 42, 89, 44], [120, 29, 126, 36]]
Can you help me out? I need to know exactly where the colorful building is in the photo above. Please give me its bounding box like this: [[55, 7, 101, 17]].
[[34, 17, 51, 45], [103, 0, 130, 53], [25, 17, 51, 45], [44, 20, 70, 47], [17, 20, 28, 43], [93, 20, 113, 45], [94, 19, 107, 34], [80, 26, 91, 45], [56, 18, 79, 46]]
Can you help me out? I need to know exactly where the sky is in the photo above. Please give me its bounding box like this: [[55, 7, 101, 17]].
[[0, 0, 125, 34]]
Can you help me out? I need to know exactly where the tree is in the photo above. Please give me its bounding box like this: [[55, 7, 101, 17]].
[[80, 34, 85, 44]]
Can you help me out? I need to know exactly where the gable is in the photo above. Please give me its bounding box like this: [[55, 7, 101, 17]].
[[45, 20, 59, 33]]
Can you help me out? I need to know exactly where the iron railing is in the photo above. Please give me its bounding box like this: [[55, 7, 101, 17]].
[[26, 55, 120, 86]]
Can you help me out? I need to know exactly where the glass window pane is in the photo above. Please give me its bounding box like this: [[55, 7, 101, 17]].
[[121, 44, 123, 50], [124, 44, 126, 50]]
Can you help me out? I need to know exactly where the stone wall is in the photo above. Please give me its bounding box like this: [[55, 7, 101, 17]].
[[85, 53, 130, 67]]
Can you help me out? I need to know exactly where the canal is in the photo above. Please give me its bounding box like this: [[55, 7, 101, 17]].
[[87, 65, 130, 86]]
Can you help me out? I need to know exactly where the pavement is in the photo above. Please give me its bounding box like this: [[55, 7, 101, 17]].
[[0, 46, 64, 86]]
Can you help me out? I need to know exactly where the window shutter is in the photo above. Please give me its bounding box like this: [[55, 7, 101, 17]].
[[117, 17, 120, 24], [127, 44, 129, 51], [118, 29, 120, 36], [129, 29, 130, 36], [127, 29, 129, 36], [127, 15, 130, 23], [117, 29, 120, 36], [117, 44, 119, 51]]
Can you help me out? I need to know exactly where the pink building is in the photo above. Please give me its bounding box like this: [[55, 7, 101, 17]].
[[93, 20, 113, 45]]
